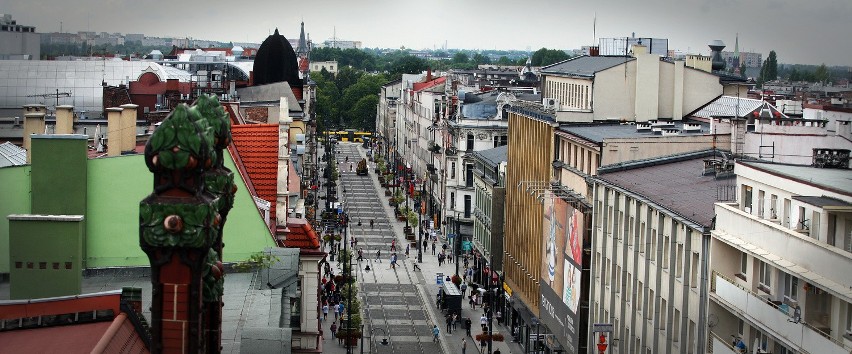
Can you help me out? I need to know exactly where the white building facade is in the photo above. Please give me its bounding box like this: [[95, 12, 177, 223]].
[[709, 160, 852, 354]]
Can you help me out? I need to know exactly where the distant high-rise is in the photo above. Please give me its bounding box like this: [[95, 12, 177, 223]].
[[0, 14, 39, 60]]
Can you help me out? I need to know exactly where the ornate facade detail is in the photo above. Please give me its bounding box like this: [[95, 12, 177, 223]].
[[139, 95, 234, 354]]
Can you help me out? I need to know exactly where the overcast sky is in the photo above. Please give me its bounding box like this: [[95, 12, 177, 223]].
[[7, 0, 851, 66]]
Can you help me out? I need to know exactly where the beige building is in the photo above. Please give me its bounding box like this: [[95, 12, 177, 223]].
[[309, 61, 338, 75], [709, 161, 852, 354], [539, 45, 746, 124]]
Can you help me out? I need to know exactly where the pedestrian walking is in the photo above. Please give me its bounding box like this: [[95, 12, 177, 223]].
[[330, 322, 337, 338], [357, 247, 363, 262], [495, 310, 502, 325], [445, 314, 452, 333], [370, 219, 374, 228], [431, 241, 437, 255], [452, 313, 459, 331], [422, 239, 428, 251], [460, 282, 467, 297], [465, 317, 472, 337], [376, 249, 381, 262], [322, 303, 329, 320], [480, 314, 487, 329], [432, 325, 440, 342], [390, 253, 398, 269], [390, 238, 397, 251], [405, 244, 410, 257], [462, 338, 468, 354]]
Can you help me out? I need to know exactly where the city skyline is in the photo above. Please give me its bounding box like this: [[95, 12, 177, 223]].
[[7, 0, 852, 66]]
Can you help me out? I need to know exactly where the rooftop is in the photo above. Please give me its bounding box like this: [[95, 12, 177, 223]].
[[539, 55, 635, 77], [558, 120, 710, 144], [738, 160, 852, 197], [473, 144, 508, 167], [0, 141, 26, 167], [282, 218, 320, 250], [692, 96, 785, 119], [597, 153, 723, 227], [230, 124, 279, 224]]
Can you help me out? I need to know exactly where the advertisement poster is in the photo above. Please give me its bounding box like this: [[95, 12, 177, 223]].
[[541, 197, 583, 351]]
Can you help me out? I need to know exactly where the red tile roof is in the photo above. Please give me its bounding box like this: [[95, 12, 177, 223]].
[[0, 320, 114, 354], [413, 77, 446, 92], [281, 217, 320, 250], [230, 124, 279, 225]]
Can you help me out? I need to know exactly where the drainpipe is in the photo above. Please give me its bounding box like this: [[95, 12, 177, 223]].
[[697, 226, 711, 353]]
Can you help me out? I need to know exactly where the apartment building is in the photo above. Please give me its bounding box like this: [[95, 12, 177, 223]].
[[590, 152, 726, 354], [709, 160, 852, 354]]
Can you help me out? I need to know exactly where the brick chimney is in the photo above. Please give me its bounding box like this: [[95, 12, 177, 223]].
[[276, 97, 291, 228], [22, 104, 47, 162], [55, 105, 75, 134], [106, 107, 123, 156], [120, 104, 138, 153]]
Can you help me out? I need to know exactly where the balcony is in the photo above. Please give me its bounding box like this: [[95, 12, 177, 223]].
[[711, 272, 850, 354], [712, 203, 852, 294]]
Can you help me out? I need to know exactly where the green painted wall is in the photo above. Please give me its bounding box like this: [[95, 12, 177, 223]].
[[9, 217, 83, 299], [30, 135, 87, 215], [85, 151, 274, 268], [0, 166, 31, 274]]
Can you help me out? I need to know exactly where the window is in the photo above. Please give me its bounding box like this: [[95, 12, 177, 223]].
[[759, 260, 772, 291], [740, 253, 748, 278], [466, 134, 474, 151], [637, 281, 644, 311], [770, 194, 778, 219], [738, 319, 745, 336], [648, 289, 655, 321], [673, 308, 681, 341], [650, 229, 657, 261], [742, 185, 753, 213], [691, 252, 699, 287], [465, 164, 473, 187], [757, 190, 765, 218], [783, 273, 798, 302], [659, 298, 667, 330], [464, 195, 471, 218], [450, 192, 455, 209], [639, 222, 646, 253], [662, 235, 670, 268], [811, 211, 821, 239], [676, 244, 684, 278]]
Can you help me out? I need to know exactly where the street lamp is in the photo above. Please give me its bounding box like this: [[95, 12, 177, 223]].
[[417, 180, 425, 263], [454, 212, 461, 277], [360, 327, 389, 354]]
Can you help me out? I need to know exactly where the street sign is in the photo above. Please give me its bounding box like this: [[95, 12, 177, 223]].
[[462, 240, 472, 251], [437, 272, 444, 285], [447, 233, 456, 239], [593, 323, 614, 333]]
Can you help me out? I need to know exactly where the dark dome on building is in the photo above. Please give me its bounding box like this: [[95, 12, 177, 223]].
[[253, 28, 302, 88]]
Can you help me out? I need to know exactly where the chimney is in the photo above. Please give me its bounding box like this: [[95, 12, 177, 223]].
[[589, 46, 600, 57], [708, 40, 726, 71], [55, 105, 75, 134], [427, 67, 432, 82], [22, 104, 47, 162], [120, 104, 138, 153], [106, 107, 123, 157], [632, 43, 648, 57], [276, 97, 291, 228]]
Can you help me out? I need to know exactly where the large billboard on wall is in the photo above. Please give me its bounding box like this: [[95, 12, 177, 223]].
[[540, 196, 583, 352]]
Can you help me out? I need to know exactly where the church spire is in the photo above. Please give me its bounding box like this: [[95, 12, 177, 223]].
[[297, 21, 308, 54]]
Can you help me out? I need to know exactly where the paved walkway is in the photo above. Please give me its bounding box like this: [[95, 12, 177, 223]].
[[317, 142, 523, 354]]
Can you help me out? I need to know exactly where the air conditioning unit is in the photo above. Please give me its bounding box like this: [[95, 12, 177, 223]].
[[543, 98, 561, 111]]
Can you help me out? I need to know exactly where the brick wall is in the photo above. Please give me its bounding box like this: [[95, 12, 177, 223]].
[[244, 107, 269, 121]]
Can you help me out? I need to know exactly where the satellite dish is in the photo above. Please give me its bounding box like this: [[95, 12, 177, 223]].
[[708, 314, 719, 328]]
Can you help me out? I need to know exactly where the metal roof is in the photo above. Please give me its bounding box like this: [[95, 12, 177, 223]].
[[693, 96, 784, 119], [0, 142, 27, 167], [472, 145, 508, 167], [540, 56, 634, 77], [792, 196, 852, 208]]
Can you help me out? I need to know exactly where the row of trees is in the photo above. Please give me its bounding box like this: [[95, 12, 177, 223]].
[[758, 50, 843, 86], [312, 68, 387, 132]]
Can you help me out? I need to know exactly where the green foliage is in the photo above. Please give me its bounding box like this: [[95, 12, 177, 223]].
[[388, 55, 428, 78], [758, 50, 778, 86], [453, 52, 470, 64], [814, 64, 830, 83], [314, 69, 387, 131], [531, 48, 570, 67], [496, 56, 514, 66], [233, 251, 279, 272]]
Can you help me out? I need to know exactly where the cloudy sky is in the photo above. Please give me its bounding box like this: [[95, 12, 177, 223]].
[[7, 0, 851, 66]]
